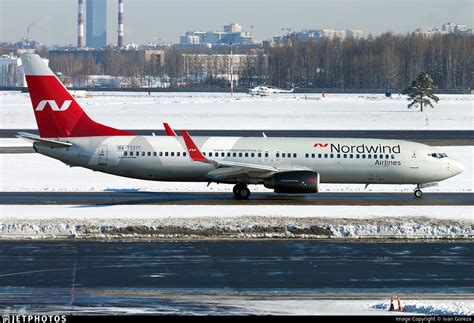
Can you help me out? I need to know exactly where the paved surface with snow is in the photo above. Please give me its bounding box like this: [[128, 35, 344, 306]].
[[1, 241, 472, 315]]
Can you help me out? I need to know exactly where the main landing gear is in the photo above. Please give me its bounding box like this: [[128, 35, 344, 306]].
[[414, 184, 423, 199], [233, 183, 251, 199]]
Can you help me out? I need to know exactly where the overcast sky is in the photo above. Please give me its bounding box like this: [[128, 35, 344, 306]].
[[1, 0, 472, 45]]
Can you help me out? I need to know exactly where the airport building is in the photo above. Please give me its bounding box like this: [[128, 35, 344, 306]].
[[181, 53, 267, 84], [273, 28, 363, 42], [414, 22, 472, 37], [0, 53, 49, 87], [86, 0, 107, 48], [179, 23, 253, 47]]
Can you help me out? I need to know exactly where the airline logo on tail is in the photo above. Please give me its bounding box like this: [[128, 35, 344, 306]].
[[35, 100, 72, 112]]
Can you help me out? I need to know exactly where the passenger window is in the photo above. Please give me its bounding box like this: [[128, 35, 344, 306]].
[[239, 152, 243, 157], [171, 152, 174, 157], [305, 153, 309, 158], [265, 152, 269, 158], [142, 152, 146, 156], [350, 154, 353, 158], [330, 154, 333, 158], [280, 153, 284, 158], [318, 154, 322, 158], [324, 154, 328, 158], [337, 154, 340, 158], [293, 153, 297, 158], [147, 152, 151, 156], [311, 153, 315, 158], [136, 151, 139, 156], [356, 154, 360, 159], [124, 151, 128, 156], [251, 153, 255, 157], [233, 152, 237, 157], [221, 152, 225, 157], [227, 152, 231, 157], [177, 152, 180, 157], [287, 153, 290, 158], [203, 152, 206, 156], [391, 155, 395, 159], [245, 152, 249, 157], [153, 152, 157, 156], [368, 154, 371, 159], [362, 154, 365, 159], [183, 152, 187, 157], [380, 154, 383, 159], [209, 152, 213, 157], [344, 154, 347, 159], [258, 153, 262, 158], [385, 154, 389, 159], [159, 152, 163, 156], [165, 152, 169, 157]]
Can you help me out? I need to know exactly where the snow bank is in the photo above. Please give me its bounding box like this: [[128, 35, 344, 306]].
[[0, 205, 471, 239], [1, 91, 472, 130]]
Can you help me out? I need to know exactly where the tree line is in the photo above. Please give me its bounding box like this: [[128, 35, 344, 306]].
[[5, 32, 471, 90], [265, 33, 473, 90]]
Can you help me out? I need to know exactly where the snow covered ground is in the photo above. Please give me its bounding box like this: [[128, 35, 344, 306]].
[[206, 298, 474, 316], [0, 146, 471, 193], [1, 91, 472, 130]]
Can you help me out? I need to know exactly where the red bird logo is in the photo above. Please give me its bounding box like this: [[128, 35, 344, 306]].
[[313, 143, 329, 148]]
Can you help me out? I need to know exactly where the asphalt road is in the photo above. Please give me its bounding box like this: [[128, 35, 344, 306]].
[[2, 129, 473, 145], [0, 191, 471, 205], [0, 241, 471, 314]]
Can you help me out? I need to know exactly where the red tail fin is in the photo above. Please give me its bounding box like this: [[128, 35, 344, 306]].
[[21, 54, 133, 138]]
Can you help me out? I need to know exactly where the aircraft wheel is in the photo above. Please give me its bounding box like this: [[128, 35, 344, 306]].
[[414, 189, 423, 198], [238, 186, 251, 199], [233, 183, 245, 197]]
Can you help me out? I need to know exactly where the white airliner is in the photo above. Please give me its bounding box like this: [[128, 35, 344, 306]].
[[248, 85, 294, 96], [18, 54, 463, 199]]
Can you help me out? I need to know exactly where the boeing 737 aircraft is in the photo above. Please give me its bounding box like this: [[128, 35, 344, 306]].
[[18, 54, 464, 199]]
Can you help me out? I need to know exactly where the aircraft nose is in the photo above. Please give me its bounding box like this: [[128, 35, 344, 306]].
[[450, 161, 464, 176]]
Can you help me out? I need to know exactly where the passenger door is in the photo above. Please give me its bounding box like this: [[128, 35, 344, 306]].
[[98, 145, 107, 165], [410, 149, 420, 169]]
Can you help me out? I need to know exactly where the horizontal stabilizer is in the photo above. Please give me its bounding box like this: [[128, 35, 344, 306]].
[[16, 132, 73, 148]]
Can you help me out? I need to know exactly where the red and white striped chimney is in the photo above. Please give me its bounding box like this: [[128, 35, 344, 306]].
[[117, 0, 124, 48], [77, 0, 84, 48]]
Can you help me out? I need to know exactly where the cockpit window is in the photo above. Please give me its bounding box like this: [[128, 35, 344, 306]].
[[429, 152, 448, 159]]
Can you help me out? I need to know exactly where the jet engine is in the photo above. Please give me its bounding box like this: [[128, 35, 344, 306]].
[[264, 171, 320, 193]]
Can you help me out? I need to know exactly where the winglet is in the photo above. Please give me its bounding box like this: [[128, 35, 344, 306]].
[[163, 122, 177, 136], [181, 130, 209, 163]]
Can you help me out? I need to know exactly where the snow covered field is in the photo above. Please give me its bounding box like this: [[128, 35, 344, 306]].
[[1, 91, 472, 130]]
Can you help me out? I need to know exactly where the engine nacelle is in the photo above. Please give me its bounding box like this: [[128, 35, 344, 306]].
[[264, 171, 320, 193]]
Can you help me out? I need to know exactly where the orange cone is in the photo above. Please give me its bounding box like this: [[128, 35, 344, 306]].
[[397, 297, 404, 312]]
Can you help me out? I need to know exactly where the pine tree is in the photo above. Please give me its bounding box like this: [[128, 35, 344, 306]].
[[403, 72, 439, 112]]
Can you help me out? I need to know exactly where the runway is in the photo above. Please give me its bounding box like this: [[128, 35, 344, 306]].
[[0, 191, 471, 205], [1, 129, 473, 145], [0, 241, 472, 314]]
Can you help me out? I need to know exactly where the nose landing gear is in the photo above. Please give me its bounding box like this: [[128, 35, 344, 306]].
[[233, 183, 251, 199]]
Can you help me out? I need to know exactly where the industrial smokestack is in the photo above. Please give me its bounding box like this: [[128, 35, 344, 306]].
[[77, 0, 84, 48], [117, 0, 124, 48]]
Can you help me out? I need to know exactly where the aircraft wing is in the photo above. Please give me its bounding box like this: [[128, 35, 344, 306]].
[[180, 130, 310, 181]]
